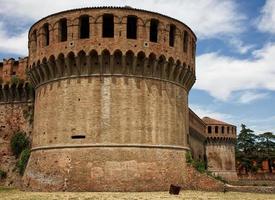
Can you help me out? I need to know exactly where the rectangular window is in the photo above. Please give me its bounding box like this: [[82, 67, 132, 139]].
[[208, 126, 212, 133], [127, 16, 137, 39], [80, 15, 90, 39], [150, 19, 159, 43], [103, 14, 114, 38], [183, 31, 189, 52], [44, 24, 50, 46], [60, 18, 67, 42], [169, 24, 176, 47]]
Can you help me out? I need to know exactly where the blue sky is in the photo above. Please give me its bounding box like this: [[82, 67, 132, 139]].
[[0, 0, 274, 134]]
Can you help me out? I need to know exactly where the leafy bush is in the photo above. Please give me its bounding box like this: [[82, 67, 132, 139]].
[[185, 152, 206, 173], [10, 76, 20, 85], [0, 170, 7, 179], [17, 148, 30, 176], [10, 131, 30, 158]]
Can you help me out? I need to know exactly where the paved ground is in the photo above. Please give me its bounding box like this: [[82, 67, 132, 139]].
[[1, 188, 275, 200]]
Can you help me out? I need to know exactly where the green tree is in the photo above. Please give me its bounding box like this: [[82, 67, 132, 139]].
[[10, 131, 30, 158], [236, 124, 258, 174], [257, 132, 275, 173]]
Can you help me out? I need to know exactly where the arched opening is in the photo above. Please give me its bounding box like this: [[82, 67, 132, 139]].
[[147, 53, 156, 76], [127, 16, 137, 39], [59, 18, 67, 42], [77, 51, 87, 74], [102, 14, 114, 38], [79, 15, 90, 39], [125, 50, 134, 74], [102, 49, 111, 73], [222, 126, 225, 134], [56, 54, 65, 77], [89, 50, 99, 74], [169, 24, 176, 47], [136, 52, 145, 75], [150, 19, 159, 43], [183, 31, 189, 52], [66, 52, 76, 75], [43, 23, 50, 46], [227, 126, 230, 134], [113, 50, 122, 74]]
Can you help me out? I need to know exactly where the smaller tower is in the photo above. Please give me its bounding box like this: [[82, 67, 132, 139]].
[[203, 117, 238, 180]]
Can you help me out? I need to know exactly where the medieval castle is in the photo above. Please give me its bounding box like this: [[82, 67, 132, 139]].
[[0, 7, 237, 191]]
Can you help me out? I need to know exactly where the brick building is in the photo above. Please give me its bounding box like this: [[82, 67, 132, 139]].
[[0, 7, 237, 191]]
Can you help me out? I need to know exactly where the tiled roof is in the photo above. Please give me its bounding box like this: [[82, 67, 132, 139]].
[[202, 117, 233, 126]]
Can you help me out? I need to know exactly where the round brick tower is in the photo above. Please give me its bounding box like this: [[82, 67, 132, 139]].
[[23, 7, 196, 191]]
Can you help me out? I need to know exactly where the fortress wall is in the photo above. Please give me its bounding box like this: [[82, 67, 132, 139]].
[[206, 143, 238, 180], [189, 109, 206, 160], [24, 77, 189, 191], [189, 130, 205, 161], [32, 77, 188, 147], [0, 102, 33, 187]]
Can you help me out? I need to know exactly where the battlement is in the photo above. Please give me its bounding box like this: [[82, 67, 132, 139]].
[[0, 82, 34, 103], [0, 57, 28, 84], [203, 117, 237, 143]]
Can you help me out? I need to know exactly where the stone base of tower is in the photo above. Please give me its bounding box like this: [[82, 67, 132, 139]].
[[22, 147, 188, 192], [210, 170, 238, 181]]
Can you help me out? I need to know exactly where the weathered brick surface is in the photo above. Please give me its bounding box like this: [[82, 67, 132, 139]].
[[0, 102, 33, 187]]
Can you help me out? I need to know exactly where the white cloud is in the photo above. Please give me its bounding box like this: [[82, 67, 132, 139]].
[[237, 91, 269, 104], [0, 22, 28, 56], [257, 0, 275, 34], [228, 38, 255, 54], [195, 43, 275, 101], [190, 104, 233, 122], [0, 0, 245, 38]]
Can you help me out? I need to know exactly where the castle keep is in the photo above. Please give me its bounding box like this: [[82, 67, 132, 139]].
[[0, 7, 237, 191]]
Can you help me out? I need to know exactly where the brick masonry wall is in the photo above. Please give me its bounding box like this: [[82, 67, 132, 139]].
[[0, 102, 33, 187], [23, 77, 190, 191], [206, 143, 237, 180]]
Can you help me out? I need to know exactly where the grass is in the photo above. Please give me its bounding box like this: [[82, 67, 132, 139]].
[[0, 188, 275, 200]]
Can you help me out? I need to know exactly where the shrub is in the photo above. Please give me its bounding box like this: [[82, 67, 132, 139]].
[[17, 148, 30, 176], [10, 76, 20, 85], [185, 152, 206, 173], [10, 131, 30, 158], [0, 170, 7, 179]]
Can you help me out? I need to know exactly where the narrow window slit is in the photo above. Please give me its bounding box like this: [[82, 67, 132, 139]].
[[169, 24, 176, 47], [71, 135, 86, 139]]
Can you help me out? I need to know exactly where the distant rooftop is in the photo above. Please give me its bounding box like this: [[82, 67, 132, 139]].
[[202, 117, 233, 126]]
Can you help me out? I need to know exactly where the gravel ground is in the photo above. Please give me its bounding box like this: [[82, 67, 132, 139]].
[[1, 188, 275, 200]]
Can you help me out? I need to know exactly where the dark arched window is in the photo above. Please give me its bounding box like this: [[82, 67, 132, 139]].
[[150, 19, 159, 43], [80, 15, 90, 39], [227, 126, 230, 133], [59, 18, 67, 42], [127, 16, 137, 39], [183, 31, 189, 52], [215, 126, 218, 133], [102, 14, 114, 38], [221, 126, 224, 133], [208, 126, 212, 133], [43, 23, 50, 46], [169, 24, 176, 47]]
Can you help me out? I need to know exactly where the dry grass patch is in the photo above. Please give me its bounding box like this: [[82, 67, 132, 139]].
[[1, 188, 275, 200]]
